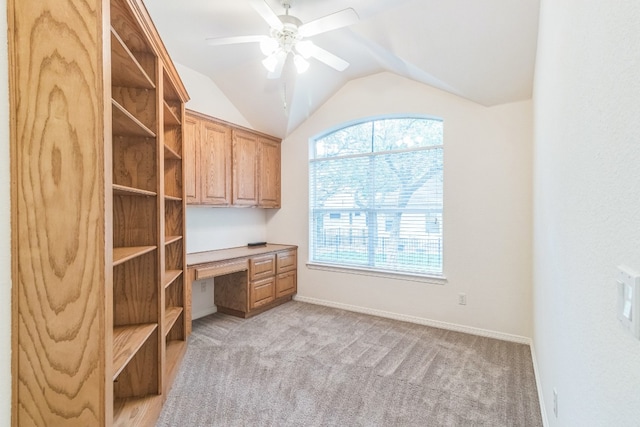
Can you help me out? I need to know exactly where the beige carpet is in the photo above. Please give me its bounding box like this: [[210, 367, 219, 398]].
[[157, 301, 542, 426]]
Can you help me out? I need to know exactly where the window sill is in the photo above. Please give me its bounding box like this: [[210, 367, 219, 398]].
[[306, 262, 447, 285]]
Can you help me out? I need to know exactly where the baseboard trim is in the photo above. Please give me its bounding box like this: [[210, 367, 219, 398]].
[[293, 295, 532, 345], [192, 306, 217, 320], [530, 344, 549, 426]]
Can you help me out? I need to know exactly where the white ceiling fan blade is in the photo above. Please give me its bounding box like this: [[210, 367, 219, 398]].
[[296, 42, 349, 71], [248, 0, 284, 30], [206, 35, 269, 46], [298, 8, 359, 37], [267, 52, 287, 79]]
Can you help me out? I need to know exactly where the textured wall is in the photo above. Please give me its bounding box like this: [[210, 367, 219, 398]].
[[533, 0, 640, 424], [267, 72, 534, 339]]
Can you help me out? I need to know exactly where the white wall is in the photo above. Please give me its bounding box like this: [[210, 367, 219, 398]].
[[267, 72, 533, 339], [533, 1, 640, 425], [177, 63, 268, 318], [0, 0, 10, 423]]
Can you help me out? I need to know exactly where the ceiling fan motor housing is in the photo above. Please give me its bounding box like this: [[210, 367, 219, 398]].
[[271, 14, 303, 53]]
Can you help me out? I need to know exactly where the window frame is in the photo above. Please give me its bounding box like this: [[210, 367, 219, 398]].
[[307, 115, 446, 283]]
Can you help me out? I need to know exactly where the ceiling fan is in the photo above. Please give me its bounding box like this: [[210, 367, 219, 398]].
[[206, 0, 359, 79]]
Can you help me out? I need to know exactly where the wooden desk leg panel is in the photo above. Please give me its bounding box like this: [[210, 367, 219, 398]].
[[214, 271, 249, 313]]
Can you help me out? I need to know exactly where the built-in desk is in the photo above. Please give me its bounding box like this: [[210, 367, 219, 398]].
[[186, 244, 297, 327]]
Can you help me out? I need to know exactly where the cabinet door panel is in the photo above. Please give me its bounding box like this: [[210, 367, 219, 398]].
[[276, 271, 297, 298], [250, 254, 276, 281], [276, 250, 297, 274], [232, 129, 258, 206], [251, 277, 275, 308], [258, 137, 281, 208], [201, 121, 231, 205], [184, 115, 199, 203]]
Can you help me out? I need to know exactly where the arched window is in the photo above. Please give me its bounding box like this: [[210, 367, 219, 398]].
[[309, 116, 443, 276]]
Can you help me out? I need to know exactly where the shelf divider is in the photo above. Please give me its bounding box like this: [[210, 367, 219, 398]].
[[112, 323, 157, 380], [112, 99, 156, 138], [113, 246, 156, 266]]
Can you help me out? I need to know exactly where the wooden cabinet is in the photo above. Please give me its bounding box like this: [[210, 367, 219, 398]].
[[185, 110, 281, 208], [258, 136, 282, 208], [185, 111, 232, 205], [10, 0, 189, 425], [188, 245, 297, 319], [232, 129, 260, 206]]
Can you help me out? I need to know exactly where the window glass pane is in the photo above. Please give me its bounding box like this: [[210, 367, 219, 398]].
[[314, 122, 373, 158], [310, 117, 444, 276], [373, 118, 443, 152]]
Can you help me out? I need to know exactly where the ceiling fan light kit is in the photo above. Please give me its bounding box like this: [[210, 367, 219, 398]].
[[206, 0, 359, 79]]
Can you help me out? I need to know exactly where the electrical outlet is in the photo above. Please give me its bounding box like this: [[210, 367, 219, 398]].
[[458, 293, 467, 305], [553, 388, 558, 418], [201, 282, 206, 293]]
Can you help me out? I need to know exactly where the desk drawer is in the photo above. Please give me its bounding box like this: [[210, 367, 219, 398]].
[[250, 254, 276, 281], [276, 250, 297, 274], [251, 277, 275, 309], [276, 271, 297, 298], [195, 259, 247, 280]]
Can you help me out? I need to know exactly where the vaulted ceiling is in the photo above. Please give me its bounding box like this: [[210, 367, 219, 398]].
[[144, 0, 540, 138]]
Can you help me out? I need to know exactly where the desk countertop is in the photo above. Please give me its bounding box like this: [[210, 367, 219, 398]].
[[187, 244, 297, 267]]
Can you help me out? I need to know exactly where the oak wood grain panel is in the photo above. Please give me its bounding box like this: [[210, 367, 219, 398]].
[[164, 158, 183, 199], [276, 271, 297, 298], [163, 270, 182, 289], [257, 137, 281, 208], [165, 276, 183, 310], [112, 323, 157, 380], [110, 0, 152, 55], [163, 340, 187, 394], [163, 100, 181, 126], [113, 184, 156, 197], [112, 86, 156, 132], [113, 251, 158, 325], [250, 277, 276, 309], [214, 271, 249, 313], [112, 100, 155, 137], [110, 29, 154, 89], [163, 307, 183, 336], [249, 254, 276, 281], [195, 260, 247, 280], [113, 246, 156, 267], [113, 195, 157, 247], [165, 239, 183, 271], [164, 199, 183, 237], [232, 129, 259, 206], [183, 114, 199, 203], [201, 119, 232, 205], [112, 136, 157, 192], [9, 0, 108, 424], [113, 394, 163, 427], [164, 141, 181, 160], [276, 249, 297, 274], [113, 330, 158, 398]]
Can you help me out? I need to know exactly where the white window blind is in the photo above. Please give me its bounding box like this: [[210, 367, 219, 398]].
[[309, 117, 444, 276]]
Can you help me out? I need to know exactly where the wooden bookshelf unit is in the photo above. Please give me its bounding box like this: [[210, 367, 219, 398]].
[[9, 0, 190, 425]]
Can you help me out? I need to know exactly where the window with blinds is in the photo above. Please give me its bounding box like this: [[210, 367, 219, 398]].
[[309, 117, 444, 276]]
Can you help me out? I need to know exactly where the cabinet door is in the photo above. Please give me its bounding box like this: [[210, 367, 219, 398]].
[[249, 254, 276, 281], [276, 271, 297, 298], [201, 120, 231, 205], [276, 249, 297, 274], [232, 129, 259, 206], [258, 137, 281, 208], [251, 277, 276, 309], [184, 114, 199, 204]]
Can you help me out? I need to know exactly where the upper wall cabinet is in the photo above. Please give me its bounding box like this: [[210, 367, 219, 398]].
[[185, 110, 282, 208]]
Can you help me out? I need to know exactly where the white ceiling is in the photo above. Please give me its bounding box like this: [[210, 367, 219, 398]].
[[144, 0, 540, 138]]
